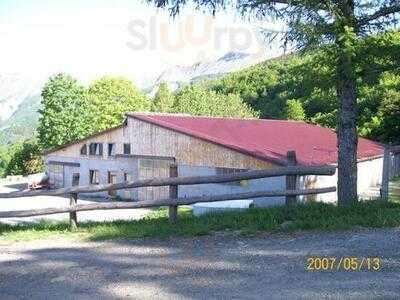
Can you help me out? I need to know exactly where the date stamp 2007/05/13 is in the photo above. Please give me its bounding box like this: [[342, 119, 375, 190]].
[[306, 257, 381, 271]]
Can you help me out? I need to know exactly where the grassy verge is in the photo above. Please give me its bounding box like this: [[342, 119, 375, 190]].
[[390, 177, 400, 202], [1, 200, 400, 242]]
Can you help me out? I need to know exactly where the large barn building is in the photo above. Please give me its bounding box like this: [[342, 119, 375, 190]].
[[44, 113, 384, 207]]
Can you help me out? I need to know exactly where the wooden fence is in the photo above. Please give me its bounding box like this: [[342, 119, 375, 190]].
[[0, 151, 337, 229]]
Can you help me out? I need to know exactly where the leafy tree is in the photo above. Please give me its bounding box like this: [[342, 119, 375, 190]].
[[5, 139, 43, 176], [152, 82, 175, 112], [363, 72, 400, 143], [173, 85, 258, 118], [37, 73, 90, 150], [87, 76, 150, 131], [208, 30, 399, 140], [149, 0, 400, 204], [284, 99, 306, 121], [0, 145, 11, 178]]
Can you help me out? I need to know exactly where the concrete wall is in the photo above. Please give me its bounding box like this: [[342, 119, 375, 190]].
[[178, 165, 285, 207], [45, 154, 139, 199], [298, 157, 383, 203], [357, 157, 383, 198], [45, 154, 383, 204]]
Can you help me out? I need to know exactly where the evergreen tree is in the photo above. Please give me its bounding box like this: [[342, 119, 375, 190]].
[[152, 82, 175, 112], [173, 85, 257, 118], [284, 99, 306, 121]]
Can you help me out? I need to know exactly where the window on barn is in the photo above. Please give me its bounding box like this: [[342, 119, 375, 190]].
[[89, 170, 100, 185], [80, 144, 87, 156], [124, 172, 133, 182], [108, 143, 115, 157], [89, 143, 103, 156], [215, 167, 248, 186], [123, 143, 131, 155]]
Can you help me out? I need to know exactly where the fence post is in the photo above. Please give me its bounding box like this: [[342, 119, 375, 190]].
[[381, 147, 390, 201], [286, 150, 297, 206], [69, 193, 78, 230], [169, 165, 178, 223]]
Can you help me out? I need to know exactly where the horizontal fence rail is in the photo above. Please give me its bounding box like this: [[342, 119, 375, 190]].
[[0, 165, 336, 199], [0, 149, 339, 227], [0, 187, 336, 218]]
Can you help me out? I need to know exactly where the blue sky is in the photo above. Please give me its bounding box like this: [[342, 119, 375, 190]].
[[0, 0, 283, 84]]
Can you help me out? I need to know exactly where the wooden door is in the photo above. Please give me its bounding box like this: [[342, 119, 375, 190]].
[[108, 172, 117, 197], [124, 173, 133, 199], [72, 173, 80, 186], [138, 159, 171, 201]]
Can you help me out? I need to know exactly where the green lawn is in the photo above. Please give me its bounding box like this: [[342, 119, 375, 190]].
[[1, 200, 400, 242], [389, 177, 400, 202]]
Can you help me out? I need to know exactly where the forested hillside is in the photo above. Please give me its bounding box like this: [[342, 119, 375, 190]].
[[0, 94, 41, 145], [203, 30, 399, 144]]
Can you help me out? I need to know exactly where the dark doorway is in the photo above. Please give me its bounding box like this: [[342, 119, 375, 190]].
[[108, 171, 117, 197], [72, 173, 80, 186]]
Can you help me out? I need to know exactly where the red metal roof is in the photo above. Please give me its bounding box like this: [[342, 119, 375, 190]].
[[129, 113, 384, 166]]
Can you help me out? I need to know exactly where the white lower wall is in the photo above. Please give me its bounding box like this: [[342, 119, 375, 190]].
[[178, 165, 286, 208], [45, 154, 383, 205], [299, 157, 383, 203], [45, 155, 139, 199], [357, 157, 383, 198]]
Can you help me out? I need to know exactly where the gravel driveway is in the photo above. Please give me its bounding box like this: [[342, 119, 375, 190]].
[[1, 228, 400, 299], [0, 183, 150, 224]]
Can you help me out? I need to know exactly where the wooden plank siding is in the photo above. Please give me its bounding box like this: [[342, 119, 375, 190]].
[[48, 127, 125, 160], [47, 116, 279, 170], [127, 116, 278, 170]]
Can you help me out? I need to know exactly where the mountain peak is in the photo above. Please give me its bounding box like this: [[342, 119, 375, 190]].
[[218, 51, 249, 62], [153, 51, 262, 92]]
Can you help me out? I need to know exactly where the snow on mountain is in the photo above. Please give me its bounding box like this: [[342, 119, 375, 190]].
[[152, 51, 267, 93], [0, 74, 43, 124]]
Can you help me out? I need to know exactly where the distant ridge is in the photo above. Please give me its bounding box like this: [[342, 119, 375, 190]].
[[151, 51, 269, 94]]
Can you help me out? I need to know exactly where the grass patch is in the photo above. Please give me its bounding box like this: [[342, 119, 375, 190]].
[[1, 200, 400, 242], [389, 177, 400, 202]]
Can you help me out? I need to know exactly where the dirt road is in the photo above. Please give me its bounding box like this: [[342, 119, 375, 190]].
[[1, 228, 399, 299], [0, 183, 150, 224]]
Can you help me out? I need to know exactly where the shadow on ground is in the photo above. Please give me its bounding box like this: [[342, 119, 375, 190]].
[[1, 228, 400, 299], [2, 183, 28, 191]]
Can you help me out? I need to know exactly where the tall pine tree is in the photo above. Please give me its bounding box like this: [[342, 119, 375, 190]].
[[152, 82, 175, 112]]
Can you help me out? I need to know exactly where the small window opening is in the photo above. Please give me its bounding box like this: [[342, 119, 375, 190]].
[[89, 170, 100, 185]]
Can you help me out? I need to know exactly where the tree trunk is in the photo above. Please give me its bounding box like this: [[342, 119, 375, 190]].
[[335, 2, 358, 205], [336, 57, 358, 205]]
